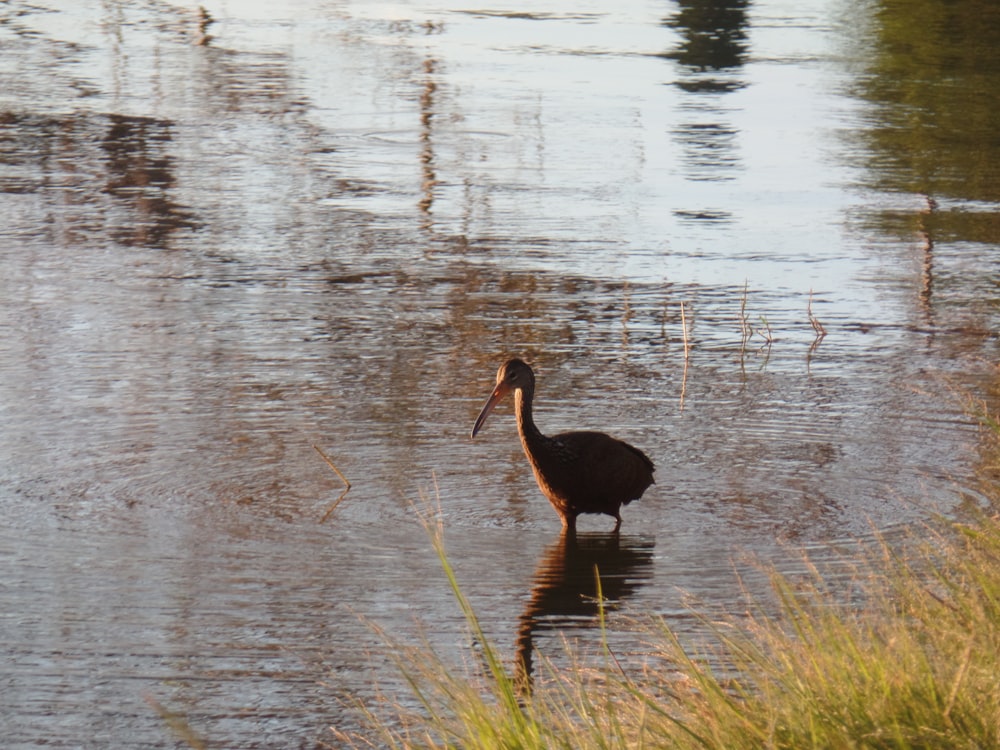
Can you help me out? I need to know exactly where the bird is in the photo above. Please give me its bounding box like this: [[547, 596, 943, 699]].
[[471, 358, 655, 532]]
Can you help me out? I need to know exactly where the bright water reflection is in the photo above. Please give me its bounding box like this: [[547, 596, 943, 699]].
[[0, 0, 998, 746]]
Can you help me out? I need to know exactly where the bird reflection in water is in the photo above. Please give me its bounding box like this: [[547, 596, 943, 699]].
[[514, 531, 655, 694]]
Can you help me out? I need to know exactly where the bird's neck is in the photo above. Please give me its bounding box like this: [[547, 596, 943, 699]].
[[514, 386, 548, 450]]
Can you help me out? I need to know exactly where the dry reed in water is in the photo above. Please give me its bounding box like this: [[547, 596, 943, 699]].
[[314, 444, 352, 523], [738, 281, 752, 344], [808, 288, 827, 338], [679, 301, 691, 410]]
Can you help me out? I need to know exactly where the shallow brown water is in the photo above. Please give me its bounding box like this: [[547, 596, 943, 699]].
[[1, 0, 999, 746]]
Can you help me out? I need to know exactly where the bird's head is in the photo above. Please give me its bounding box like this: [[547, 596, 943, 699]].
[[471, 358, 535, 438]]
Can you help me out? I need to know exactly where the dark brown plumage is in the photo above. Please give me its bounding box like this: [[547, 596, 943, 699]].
[[471, 358, 655, 532]]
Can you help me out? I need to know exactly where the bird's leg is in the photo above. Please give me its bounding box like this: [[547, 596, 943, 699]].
[[561, 512, 577, 533], [612, 513, 622, 534]]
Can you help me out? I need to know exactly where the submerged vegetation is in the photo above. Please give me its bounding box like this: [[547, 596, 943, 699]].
[[342, 410, 1000, 750]]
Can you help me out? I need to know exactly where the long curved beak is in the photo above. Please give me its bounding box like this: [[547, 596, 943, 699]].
[[471, 381, 511, 438]]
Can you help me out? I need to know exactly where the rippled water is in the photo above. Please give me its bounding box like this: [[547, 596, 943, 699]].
[[1, 0, 998, 746]]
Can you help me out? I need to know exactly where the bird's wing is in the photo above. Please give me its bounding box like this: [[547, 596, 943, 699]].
[[553, 431, 655, 497]]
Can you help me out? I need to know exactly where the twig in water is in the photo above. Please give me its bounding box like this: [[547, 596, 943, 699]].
[[756, 315, 774, 347], [679, 301, 691, 410], [314, 444, 352, 523], [739, 281, 752, 343], [680, 301, 691, 360], [621, 282, 633, 347], [808, 289, 827, 338], [679, 355, 689, 411]]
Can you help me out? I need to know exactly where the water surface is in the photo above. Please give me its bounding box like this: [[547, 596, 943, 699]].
[[1, 0, 998, 746]]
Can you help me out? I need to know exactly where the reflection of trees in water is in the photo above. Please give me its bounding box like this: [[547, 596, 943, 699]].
[[663, 0, 750, 76], [515, 531, 654, 692], [101, 114, 198, 249], [853, 1, 1000, 326], [418, 56, 439, 225], [856, 0, 1000, 203], [0, 111, 198, 249], [662, 1, 750, 182], [2, 1, 308, 251], [670, 118, 741, 181]]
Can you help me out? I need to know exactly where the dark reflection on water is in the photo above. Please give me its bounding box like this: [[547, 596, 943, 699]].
[[664, 0, 748, 181], [852, 0, 1000, 204], [0, 0, 998, 747], [101, 114, 199, 247], [844, 0, 1000, 344], [514, 531, 655, 691], [664, 0, 749, 81]]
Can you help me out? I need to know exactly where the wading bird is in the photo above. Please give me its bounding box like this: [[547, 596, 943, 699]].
[[471, 358, 654, 532]]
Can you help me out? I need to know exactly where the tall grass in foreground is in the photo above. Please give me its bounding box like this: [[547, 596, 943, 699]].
[[341, 417, 1000, 750]]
